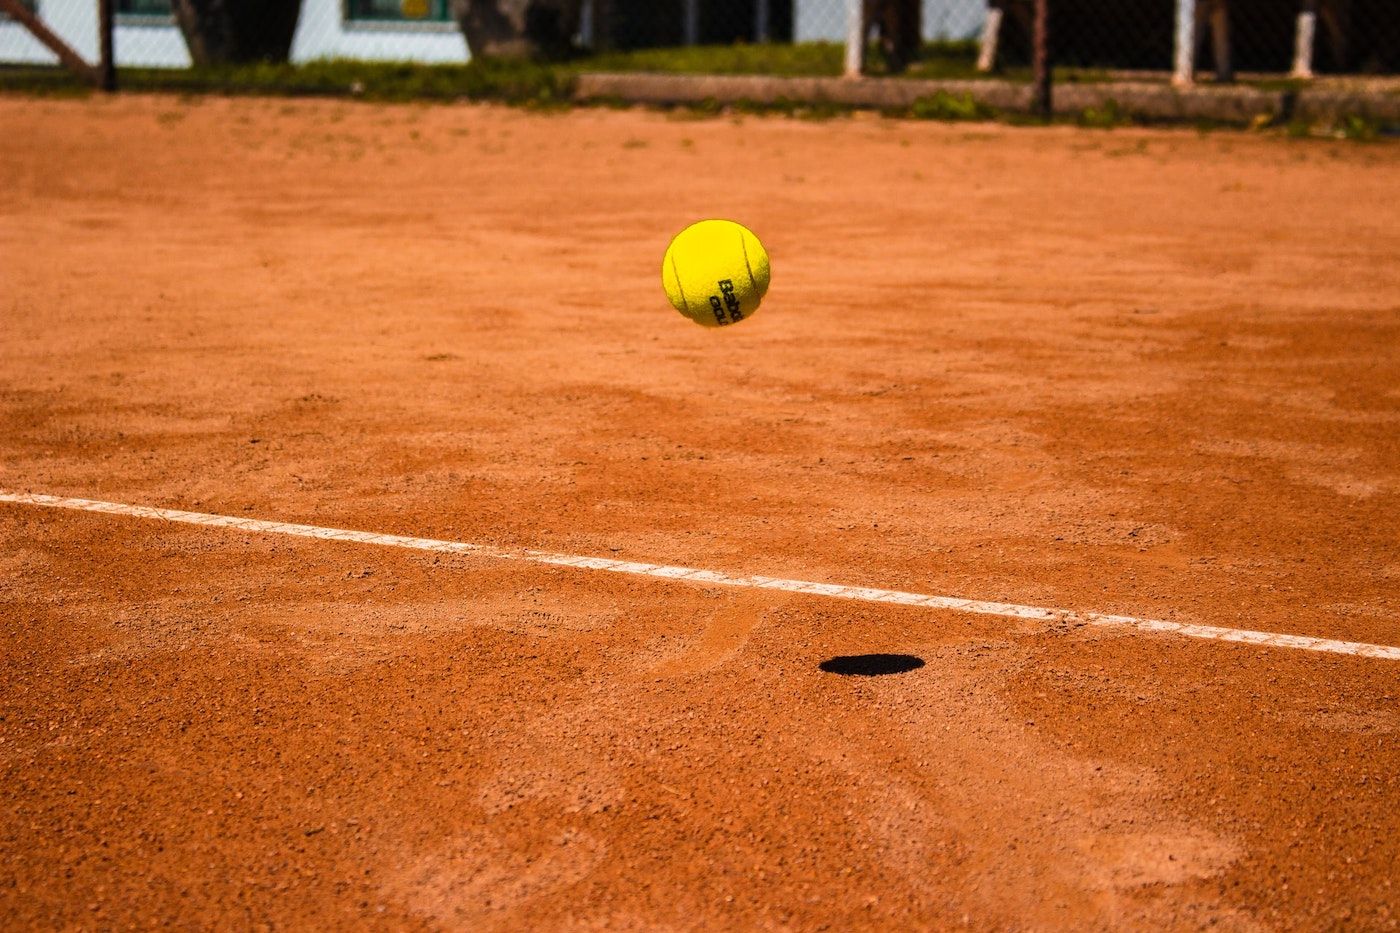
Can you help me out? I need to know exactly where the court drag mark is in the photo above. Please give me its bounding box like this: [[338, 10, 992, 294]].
[[3, 490, 1397, 662]]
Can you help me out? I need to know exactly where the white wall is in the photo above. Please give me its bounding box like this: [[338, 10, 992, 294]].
[[0, 0, 191, 66], [290, 0, 468, 64], [0, 0, 471, 68], [795, 0, 988, 43], [115, 20, 192, 67], [0, 0, 97, 65], [0, 22, 53, 65]]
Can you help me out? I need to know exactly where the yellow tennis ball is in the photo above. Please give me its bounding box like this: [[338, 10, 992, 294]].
[[661, 219, 770, 328]]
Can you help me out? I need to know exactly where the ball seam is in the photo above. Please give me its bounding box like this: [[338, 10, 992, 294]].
[[739, 229, 757, 297], [670, 252, 689, 316]]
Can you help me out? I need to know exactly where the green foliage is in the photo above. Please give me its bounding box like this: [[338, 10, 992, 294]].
[[1285, 119, 1314, 138], [0, 40, 992, 105], [1340, 114, 1379, 141], [4, 48, 1395, 138], [587, 40, 983, 81], [183, 58, 569, 103], [589, 42, 846, 78], [1279, 115, 1391, 142], [2, 58, 569, 104], [882, 40, 980, 79], [1077, 98, 1130, 129], [907, 91, 992, 121], [0, 66, 93, 96]]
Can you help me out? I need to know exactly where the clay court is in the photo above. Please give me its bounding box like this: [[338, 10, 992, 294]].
[[2, 94, 1398, 929]]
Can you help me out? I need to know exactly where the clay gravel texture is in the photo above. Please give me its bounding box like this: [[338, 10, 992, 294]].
[[1, 95, 1398, 930]]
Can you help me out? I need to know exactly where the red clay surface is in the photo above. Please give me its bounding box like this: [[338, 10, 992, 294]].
[[2, 94, 1398, 930]]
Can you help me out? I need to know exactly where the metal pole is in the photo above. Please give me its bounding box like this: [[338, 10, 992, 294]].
[[843, 0, 864, 78], [977, 5, 1004, 73], [591, 0, 613, 51], [1209, 0, 1232, 82], [1031, 0, 1050, 117], [1291, 0, 1317, 79], [754, 0, 770, 43], [98, 0, 115, 91], [1173, 0, 1196, 87], [682, 0, 698, 46]]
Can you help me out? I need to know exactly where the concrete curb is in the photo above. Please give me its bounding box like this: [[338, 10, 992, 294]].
[[574, 72, 1397, 127], [1054, 82, 1281, 123], [1290, 90, 1400, 123], [575, 73, 1031, 111]]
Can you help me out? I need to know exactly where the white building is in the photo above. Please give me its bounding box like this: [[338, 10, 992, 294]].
[[795, 0, 988, 44], [1, 0, 989, 70], [0, 0, 469, 68]]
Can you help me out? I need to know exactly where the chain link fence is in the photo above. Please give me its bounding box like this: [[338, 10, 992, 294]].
[[1, 0, 1396, 81], [590, 0, 1398, 77]]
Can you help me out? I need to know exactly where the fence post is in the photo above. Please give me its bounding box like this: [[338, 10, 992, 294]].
[[682, 0, 698, 46], [754, 0, 769, 42], [977, 5, 1004, 73], [0, 0, 98, 83], [1208, 0, 1232, 82], [843, 0, 864, 78], [589, 0, 615, 51], [1173, 0, 1196, 86], [98, 0, 115, 91], [1291, 0, 1317, 79], [1030, 0, 1050, 117]]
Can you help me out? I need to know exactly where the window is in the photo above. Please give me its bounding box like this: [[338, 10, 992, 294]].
[[116, 0, 174, 17], [346, 0, 452, 24]]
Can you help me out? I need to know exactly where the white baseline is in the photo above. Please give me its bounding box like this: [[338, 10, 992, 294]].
[[2, 490, 1397, 662]]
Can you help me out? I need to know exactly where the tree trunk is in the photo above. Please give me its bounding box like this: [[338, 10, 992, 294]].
[[452, 0, 581, 60], [171, 0, 301, 65]]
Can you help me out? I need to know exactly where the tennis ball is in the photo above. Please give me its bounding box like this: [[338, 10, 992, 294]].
[[661, 219, 770, 327]]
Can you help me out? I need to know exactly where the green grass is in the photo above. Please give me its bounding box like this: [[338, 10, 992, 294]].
[[589, 42, 846, 77], [2, 58, 571, 104], [0, 40, 997, 103], [1339, 114, 1382, 141], [2, 45, 1394, 136], [1250, 77, 1309, 93], [907, 91, 994, 121], [591, 40, 986, 80], [1076, 98, 1130, 128], [1280, 113, 1396, 140]]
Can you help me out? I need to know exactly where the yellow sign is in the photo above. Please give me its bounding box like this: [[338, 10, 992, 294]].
[[401, 0, 429, 18]]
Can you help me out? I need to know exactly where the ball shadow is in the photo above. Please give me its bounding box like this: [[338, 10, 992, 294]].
[[819, 654, 926, 677]]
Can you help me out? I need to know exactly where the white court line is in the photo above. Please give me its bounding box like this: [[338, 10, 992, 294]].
[[2, 489, 1398, 662]]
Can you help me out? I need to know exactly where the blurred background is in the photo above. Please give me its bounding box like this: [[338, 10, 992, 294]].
[[1, 0, 1396, 85]]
